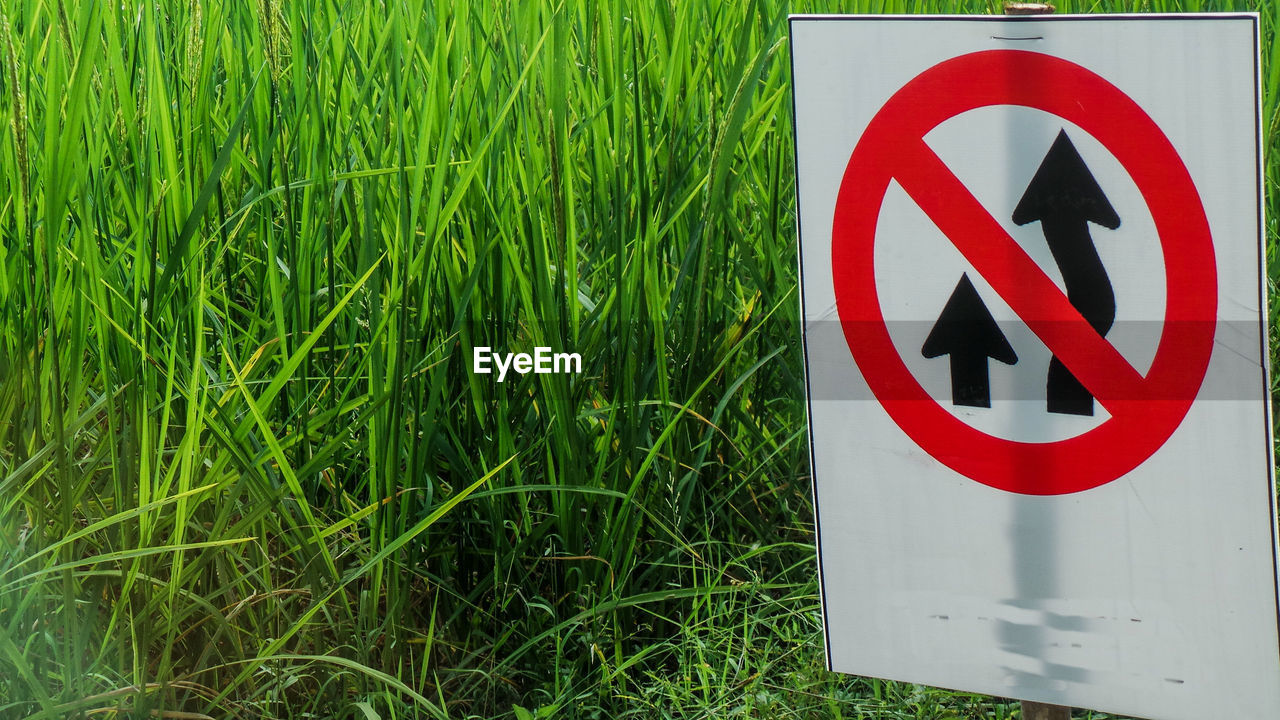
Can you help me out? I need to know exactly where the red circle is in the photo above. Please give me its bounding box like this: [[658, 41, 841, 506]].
[[833, 50, 1217, 495]]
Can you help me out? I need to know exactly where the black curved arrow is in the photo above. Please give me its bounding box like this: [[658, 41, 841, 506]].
[[1013, 129, 1121, 416], [922, 273, 1019, 408]]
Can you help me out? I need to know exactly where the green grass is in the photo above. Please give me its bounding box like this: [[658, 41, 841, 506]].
[[0, 0, 1275, 718]]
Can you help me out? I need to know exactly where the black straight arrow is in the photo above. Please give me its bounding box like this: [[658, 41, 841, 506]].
[[1013, 129, 1121, 417], [922, 273, 1019, 408]]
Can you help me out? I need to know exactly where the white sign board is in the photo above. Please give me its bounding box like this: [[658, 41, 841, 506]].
[[791, 14, 1279, 719]]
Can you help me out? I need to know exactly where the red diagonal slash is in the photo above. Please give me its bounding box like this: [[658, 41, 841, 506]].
[[894, 138, 1146, 409]]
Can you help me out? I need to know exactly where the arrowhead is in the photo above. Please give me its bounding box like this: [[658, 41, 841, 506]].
[[1012, 129, 1121, 230], [922, 274, 1018, 365]]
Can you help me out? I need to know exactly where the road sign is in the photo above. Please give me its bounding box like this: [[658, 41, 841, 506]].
[[832, 47, 1219, 496], [791, 15, 1279, 720]]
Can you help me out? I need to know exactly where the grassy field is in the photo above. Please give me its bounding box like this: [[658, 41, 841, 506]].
[[0, 0, 1274, 718]]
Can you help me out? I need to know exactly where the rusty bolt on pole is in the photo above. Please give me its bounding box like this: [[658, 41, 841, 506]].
[[1003, 2, 1056, 14]]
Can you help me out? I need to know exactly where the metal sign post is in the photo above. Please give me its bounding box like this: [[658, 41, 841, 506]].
[[997, 0, 1070, 708], [1004, 10, 1067, 720], [1021, 702, 1070, 720]]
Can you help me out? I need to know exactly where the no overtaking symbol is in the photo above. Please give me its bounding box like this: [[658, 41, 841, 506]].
[[833, 49, 1218, 495]]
